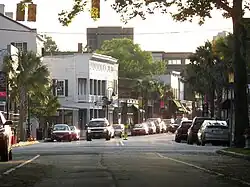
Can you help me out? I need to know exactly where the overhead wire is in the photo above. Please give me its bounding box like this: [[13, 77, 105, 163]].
[[0, 27, 233, 35]]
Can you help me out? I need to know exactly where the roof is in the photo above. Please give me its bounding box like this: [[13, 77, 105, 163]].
[[0, 13, 43, 41]]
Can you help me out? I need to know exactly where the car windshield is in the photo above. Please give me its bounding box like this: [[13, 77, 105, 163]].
[[147, 123, 153, 127], [88, 121, 107, 127], [113, 125, 122, 129], [134, 124, 143, 128], [181, 122, 192, 128], [53, 125, 69, 131], [69, 126, 76, 131], [194, 118, 212, 129]]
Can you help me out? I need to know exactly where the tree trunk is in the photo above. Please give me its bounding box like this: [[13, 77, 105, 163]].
[[208, 89, 215, 117], [232, 0, 249, 147], [215, 88, 223, 119], [19, 87, 27, 141]]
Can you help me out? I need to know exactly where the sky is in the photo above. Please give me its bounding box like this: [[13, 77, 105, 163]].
[[2, 0, 237, 52]]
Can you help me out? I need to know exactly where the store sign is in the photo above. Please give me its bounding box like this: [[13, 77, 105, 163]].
[[0, 72, 6, 101]]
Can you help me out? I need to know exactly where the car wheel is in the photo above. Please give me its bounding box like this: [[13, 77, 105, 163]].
[[9, 150, 12, 160], [187, 137, 193, 145], [106, 136, 111, 141], [201, 139, 206, 146], [175, 138, 181, 143], [68, 137, 72, 142], [86, 136, 92, 141], [1, 144, 9, 162], [197, 141, 201, 146]]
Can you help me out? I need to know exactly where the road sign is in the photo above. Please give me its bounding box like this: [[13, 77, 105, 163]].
[[0, 72, 6, 102]]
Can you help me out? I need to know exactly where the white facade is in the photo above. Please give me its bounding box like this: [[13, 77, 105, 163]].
[[0, 4, 44, 56], [155, 71, 184, 100], [43, 53, 119, 130]]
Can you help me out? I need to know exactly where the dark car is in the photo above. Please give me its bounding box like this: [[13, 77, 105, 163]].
[[175, 120, 192, 143], [187, 117, 213, 144], [51, 124, 72, 142]]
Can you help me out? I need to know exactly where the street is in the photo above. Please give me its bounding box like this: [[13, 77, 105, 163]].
[[0, 134, 250, 187]]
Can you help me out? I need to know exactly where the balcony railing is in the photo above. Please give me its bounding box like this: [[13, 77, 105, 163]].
[[77, 94, 104, 103]]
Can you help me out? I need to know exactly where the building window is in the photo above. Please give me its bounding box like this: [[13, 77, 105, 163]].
[[78, 78, 87, 95], [98, 80, 101, 95], [168, 59, 182, 65], [57, 80, 65, 96], [113, 80, 118, 94], [185, 59, 191, 64], [11, 42, 27, 52], [94, 80, 97, 95], [90, 79, 93, 95]]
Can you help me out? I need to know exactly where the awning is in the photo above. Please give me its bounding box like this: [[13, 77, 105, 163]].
[[172, 100, 189, 113], [172, 100, 182, 108]]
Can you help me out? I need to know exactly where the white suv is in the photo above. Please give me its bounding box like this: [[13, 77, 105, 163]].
[[86, 118, 114, 141]]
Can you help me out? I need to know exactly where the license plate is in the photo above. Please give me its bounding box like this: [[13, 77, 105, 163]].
[[58, 135, 63, 138]]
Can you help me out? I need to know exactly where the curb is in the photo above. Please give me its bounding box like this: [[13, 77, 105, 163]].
[[12, 141, 39, 148], [216, 149, 250, 161]]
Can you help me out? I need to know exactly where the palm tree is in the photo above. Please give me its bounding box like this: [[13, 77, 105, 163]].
[[5, 51, 50, 141]]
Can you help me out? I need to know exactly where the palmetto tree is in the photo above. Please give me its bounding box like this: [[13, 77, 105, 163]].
[[5, 51, 50, 140]]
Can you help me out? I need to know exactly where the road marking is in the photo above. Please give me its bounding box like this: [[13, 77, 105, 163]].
[[156, 153, 250, 186], [119, 140, 124, 146], [2, 155, 40, 175]]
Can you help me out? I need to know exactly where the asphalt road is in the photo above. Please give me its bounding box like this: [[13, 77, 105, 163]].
[[0, 133, 250, 187]]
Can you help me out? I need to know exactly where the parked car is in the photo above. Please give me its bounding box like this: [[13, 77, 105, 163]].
[[197, 120, 229, 146], [147, 121, 156, 134], [187, 117, 213, 144], [51, 124, 73, 142], [69, 126, 80, 141], [175, 120, 192, 143], [147, 118, 162, 133], [113, 124, 124, 138], [86, 118, 114, 141], [0, 119, 13, 162], [168, 123, 180, 133], [131, 123, 149, 136]]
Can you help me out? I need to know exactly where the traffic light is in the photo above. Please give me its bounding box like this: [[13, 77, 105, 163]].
[[16, 3, 25, 21], [27, 3, 37, 22], [91, 0, 100, 18]]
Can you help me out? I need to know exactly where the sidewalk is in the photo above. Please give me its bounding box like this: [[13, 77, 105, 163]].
[[217, 148, 250, 161], [12, 140, 40, 148]]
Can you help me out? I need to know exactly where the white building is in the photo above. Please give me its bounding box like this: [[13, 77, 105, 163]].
[[155, 71, 184, 101], [43, 53, 119, 132], [0, 4, 44, 56]]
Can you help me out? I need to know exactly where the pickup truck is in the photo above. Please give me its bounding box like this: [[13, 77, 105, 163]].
[[0, 113, 13, 161]]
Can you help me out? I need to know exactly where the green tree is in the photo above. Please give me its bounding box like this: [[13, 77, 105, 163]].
[[58, 0, 250, 148], [44, 35, 59, 55], [4, 51, 60, 141], [184, 35, 234, 117], [96, 38, 166, 79], [136, 78, 171, 118]]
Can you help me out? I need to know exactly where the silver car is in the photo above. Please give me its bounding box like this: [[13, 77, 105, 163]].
[[197, 120, 229, 146]]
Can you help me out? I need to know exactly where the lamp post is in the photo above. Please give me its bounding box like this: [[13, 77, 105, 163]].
[[228, 69, 234, 147], [103, 87, 115, 122]]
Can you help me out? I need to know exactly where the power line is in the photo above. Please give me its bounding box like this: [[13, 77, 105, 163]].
[[0, 27, 232, 35]]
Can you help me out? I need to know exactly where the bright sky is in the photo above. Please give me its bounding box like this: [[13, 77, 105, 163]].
[[2, 0, 236, 52]]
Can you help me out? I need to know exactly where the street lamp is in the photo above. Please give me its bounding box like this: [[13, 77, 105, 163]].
[[228, 68, 234, 147], [102, 87, 115, 122]]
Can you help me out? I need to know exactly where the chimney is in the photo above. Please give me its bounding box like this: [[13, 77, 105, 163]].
[[5, 12, 13, 19], [0, 4, 5, 14], [78, 43, 83, 53]]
